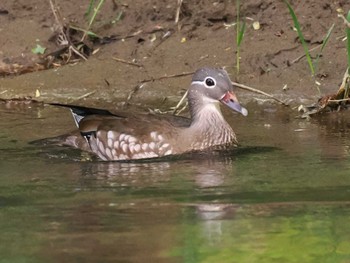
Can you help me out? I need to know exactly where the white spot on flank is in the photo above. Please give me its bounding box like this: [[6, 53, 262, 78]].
[[142, 143, 148, 151], [119, 133, 125, 141], [149, 142, 156, 150], [128, 136, 137, 143], [134, 144, 141, 152], [164, 149, 172, 155], [114, 141, 119, 149], [160, 143, 170, 150], [129, 145, 135, 154], [107, 138, 113, 148], [158, 135, 164, 141], [107, 131, 115, 140], [150, 131, 158, 140], [122, 143, 128, 153]]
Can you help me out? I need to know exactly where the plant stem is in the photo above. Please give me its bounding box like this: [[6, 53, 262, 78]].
[[345, 11, 350, 99], [85, 0, 96, 17], [284, 0, 314, 75], [314, 23, 334, 74], [236, 0, 240, 75], [82, 0, 105, 41], [347, 11, 350, 74]]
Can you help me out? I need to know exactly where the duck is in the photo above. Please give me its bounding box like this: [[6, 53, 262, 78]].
[[50, 67, 248, 161]]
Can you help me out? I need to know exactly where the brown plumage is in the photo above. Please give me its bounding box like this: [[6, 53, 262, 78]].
[[49, 68, 248, 161]]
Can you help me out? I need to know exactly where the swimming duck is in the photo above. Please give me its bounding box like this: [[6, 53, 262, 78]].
[[52, 67, 248, 161]]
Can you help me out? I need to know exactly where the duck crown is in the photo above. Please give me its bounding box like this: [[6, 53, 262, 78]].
[[190, 67, 234, 101], [188, 68, 248, 119]]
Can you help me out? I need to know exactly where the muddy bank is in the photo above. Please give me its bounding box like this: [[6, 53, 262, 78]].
[[0, 0, 350, 109]]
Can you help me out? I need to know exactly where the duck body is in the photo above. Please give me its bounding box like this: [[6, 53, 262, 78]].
[[51, 68, 248, 161]]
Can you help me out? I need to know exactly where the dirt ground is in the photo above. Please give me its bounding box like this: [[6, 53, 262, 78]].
[[0, 0, 350, 109]]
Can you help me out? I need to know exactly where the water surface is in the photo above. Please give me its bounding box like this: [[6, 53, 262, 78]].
[[1, 102, 350, 263]]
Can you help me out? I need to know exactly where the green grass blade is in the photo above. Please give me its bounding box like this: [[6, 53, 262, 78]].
[[85, 0, 96, 17], [284, 0, 314, 75], [314, 23, 334, 71], [319, 23, 334, 55], [69, 25, 100, 38], [87, 0, 105, 29], [82, 0, 105, 41], [347, 11, 350, 75], [236, 0, 241, 74], [236, 0, 240, 44], [345, 11, 350, 99], [237, 22, 246, 47]]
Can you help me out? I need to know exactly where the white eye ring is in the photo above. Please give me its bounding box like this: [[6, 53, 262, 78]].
[[204, 77, 216, 89]]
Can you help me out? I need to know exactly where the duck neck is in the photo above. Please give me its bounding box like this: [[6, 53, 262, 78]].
[[187, 91, 237, 148]]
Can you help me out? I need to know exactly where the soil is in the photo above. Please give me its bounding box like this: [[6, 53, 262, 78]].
[[0, 0, 350, 109]]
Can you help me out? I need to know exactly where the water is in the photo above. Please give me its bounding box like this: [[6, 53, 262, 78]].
[[1, 101, 350, 263]]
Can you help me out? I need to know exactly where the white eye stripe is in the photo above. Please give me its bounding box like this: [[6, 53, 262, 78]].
[[191, 77, 217, 89], [191, 81, 204, 86]]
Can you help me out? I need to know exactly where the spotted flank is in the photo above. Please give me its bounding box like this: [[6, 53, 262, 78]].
[[52, 67, 247, 161], [92, 130, 173, 161]]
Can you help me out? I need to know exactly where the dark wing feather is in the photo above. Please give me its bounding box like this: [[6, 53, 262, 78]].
[[49, 103, 125, 127]]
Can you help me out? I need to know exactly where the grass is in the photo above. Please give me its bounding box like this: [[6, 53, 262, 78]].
[[347, 11, 350, 75], [82, 0, 123, 39], [314, 23, 334, 74], [344, 10, 350, 99], [235, 0, 246, 75], [82, 0, 106, 41], [284, 0, 334, 92], [284, 0, 314, 75], [85, 0, 96, 17]]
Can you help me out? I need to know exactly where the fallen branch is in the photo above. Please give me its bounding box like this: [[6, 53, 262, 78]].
[[126, 70, 288, 109], [290, 43, 322, 65], [74, 90, 97, 101], [140, 71, 195, 83], [126, 83, 146, 102], [232, 81, 288, 106], [338, 14, 350, 29], [112, 57, 143, 68]]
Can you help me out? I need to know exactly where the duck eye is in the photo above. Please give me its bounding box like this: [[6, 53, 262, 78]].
[[204, 77, 216, 88]]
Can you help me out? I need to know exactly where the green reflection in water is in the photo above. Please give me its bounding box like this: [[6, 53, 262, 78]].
[[172, 204, 350, 263], [1, 103, 350, 262]]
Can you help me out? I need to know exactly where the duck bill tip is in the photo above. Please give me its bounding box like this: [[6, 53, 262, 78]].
[[220, 91, 248, 117]]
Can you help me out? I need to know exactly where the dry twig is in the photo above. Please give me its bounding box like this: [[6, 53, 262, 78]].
[[175, 0, 183, 24], [74, 90, 97, 101], [172, 90, 188, 115], [290, 44, 322, 65], [328, 98, 350, 103], [49, 0, 87, 62], [141, 71, 194, 83], [232, 81, 288, 105], [112, 57, 143, 68], [126, 70, 287, 112], [338, 14, 350, 28]]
